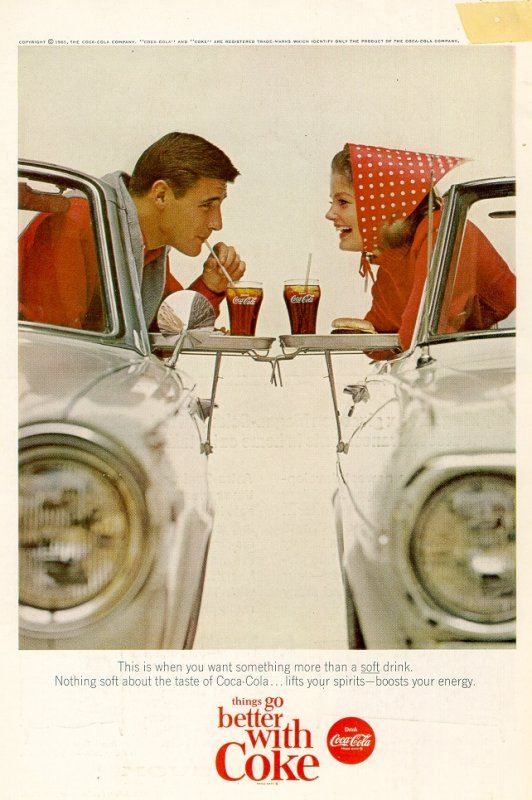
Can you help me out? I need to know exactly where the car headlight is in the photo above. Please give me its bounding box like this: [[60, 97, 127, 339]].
[[19, 425, 151, 632], [410, 474, 515, 624]]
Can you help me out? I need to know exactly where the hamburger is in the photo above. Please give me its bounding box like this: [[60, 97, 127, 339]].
[[330, 317, 376, 335]]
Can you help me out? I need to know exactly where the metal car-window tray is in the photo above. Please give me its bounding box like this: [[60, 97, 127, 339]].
[[150, 331, 275, 356], [279, 333, 399, 351]]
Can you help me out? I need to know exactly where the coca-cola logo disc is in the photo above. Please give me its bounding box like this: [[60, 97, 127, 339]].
[[327, 717, 376, 765]]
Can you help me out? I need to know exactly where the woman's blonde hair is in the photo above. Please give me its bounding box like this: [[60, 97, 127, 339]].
[[331, 146, 441, 251]]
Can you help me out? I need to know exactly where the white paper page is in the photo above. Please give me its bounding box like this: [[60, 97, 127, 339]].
[[3, 4, 532, 798]]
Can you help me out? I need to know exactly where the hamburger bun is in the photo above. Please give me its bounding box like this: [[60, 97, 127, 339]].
[[331, 317, 376, 334]]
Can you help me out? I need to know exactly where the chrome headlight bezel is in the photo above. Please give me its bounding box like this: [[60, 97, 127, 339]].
[[19, 423, 153, 636], [395, 454, 515, 640]]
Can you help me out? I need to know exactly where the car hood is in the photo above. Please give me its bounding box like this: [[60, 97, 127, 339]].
[[398, 336, 515, 406], [19, 331, 189, 433], [20, 331, 139, 420], [392, 336, 515, 474], [349, 335, 516, 534]]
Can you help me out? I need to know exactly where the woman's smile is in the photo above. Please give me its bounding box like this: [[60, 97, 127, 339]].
[[325, 171, 363, 252]]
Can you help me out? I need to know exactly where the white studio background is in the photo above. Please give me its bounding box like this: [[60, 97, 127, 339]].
[[17, 45, 514, 649]]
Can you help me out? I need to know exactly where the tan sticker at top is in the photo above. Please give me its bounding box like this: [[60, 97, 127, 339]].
[[457, 1, 532, 42]]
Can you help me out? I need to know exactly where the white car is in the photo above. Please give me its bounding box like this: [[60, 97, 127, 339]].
[[19, 160, 214, 649], [335, 177, 516, 649]]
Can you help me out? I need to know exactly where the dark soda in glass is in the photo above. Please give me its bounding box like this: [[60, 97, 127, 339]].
[[226, 282, 263, 335], [284, 280, 320, 334]]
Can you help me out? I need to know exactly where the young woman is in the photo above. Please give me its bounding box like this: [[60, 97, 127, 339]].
[[325, 143, 515, 352]]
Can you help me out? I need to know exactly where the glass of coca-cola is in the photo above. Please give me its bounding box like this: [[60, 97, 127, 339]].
[[284, 279, 320, 334], [226, 282, 263, 335]]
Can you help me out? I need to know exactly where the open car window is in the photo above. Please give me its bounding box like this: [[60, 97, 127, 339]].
[[19, 177, 110, 333], [430, 193, 516, 339]]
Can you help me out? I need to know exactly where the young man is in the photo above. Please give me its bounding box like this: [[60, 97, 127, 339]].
[[19, 132, 246, 330]]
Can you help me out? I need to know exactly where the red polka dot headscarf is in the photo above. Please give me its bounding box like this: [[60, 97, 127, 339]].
[[347, 143, 466, 258]]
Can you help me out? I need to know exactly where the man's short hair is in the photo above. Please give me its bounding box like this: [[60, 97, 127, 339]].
[[129, 132, 239, 197]]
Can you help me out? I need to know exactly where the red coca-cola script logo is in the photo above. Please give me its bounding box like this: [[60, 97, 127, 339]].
[[327, 717, 376, 765]]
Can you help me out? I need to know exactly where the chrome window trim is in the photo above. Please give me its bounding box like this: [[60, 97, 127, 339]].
[[416, 328, 515, 347]]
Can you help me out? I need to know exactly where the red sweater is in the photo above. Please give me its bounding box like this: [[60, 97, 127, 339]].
[[19, 197, 225, 330], [365, 209, 515, 355]]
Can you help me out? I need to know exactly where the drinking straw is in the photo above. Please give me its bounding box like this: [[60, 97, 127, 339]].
[[305, 252, 312, 289], [206, 241, 236, 287]]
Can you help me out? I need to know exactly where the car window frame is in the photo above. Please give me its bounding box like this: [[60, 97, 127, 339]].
[[18, 161, 150, 355], [413, 177, 516, 350]]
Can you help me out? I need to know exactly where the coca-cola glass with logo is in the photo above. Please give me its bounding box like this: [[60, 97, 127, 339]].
[[226, 281, 263, 335], [283, 279, 320, 334]]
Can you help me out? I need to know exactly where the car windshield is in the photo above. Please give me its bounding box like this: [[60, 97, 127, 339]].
[[428, 190, 516, 339], [19, 176, 109, 333]]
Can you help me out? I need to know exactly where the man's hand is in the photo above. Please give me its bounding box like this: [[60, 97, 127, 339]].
[[202, 242, 246, 293]]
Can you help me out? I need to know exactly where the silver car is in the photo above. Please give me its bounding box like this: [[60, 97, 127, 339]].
[[19, 160, 213, 649], [335, 177, 516, 649]]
